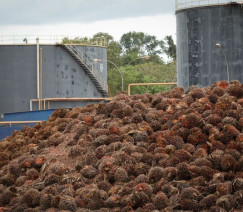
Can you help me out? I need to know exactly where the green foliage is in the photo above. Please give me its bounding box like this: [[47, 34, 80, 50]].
[[62, 36, 90, 44], [162, 35, 176, 61], [61, 32, 177, 97], [108, 61, 176, 96], [120, 31, 162, 60]]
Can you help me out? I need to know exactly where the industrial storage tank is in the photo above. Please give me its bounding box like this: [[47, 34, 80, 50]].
[[176, 0, 243, 88], [0, 36, 108, 115]]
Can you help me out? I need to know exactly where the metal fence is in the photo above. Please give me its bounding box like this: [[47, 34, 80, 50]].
[[0, 35, 107, 47], [176, 0, 243, 11]]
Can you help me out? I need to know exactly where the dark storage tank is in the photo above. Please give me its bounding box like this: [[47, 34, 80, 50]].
[[0, 38, 108, 115], [176, 0, 243, 88]]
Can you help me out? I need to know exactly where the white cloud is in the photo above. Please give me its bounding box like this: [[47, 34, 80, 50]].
[[0, 14, 176, 42], [0, 0, 174, 25]]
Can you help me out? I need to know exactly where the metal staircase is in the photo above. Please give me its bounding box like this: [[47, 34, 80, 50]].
[[60, 44, 108, 97]]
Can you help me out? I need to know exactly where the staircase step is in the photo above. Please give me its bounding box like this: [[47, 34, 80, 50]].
[[61, 44, 107, 97]]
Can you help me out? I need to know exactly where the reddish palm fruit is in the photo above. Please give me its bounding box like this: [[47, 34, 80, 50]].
[[134, 174, 149, 184], [199, 194, 218, 210], [40, 194, 53, 210], [234, 190, 243, 207], [206, 114, 222, 126], [162, 167, 177, 181], [208, 93, 219, 104], [191, 158, 212, 168], [200, 166, 215, 180], [180, 187, 202, 202], [0, 190, 16, 206], [51, 195, 60, 208], [174, 149, 192, 162], [176, 127, 190, 140], [44, 174, 60, 187], [224, 109, 240, 120], [215, 95, 235, 110], [234, 156, 243, 172], [187, 128, 208, 145], [180, 199, 199, 211], [216, 195, 235, 211], [83, 116, 94, 126], [167, 136, 184, 149], [81, 166, 97, 179], [151, 96, 162, 107], [21, 189, 40, 208], [221, 154, 236, 171], [182, 143, 196, 154], [227, 83, 243, 98], [108, 123, 120, 135], [68, 145, 84, 158], [150, 120, 161, 132], [177, 162, 191, 180], [20, 157, 33, 169], [134, 163, 150, 176], [0, 173, 16, 187], [144, 112, 159, 124], [233, 178, 243, 192], [190, 176, 206, 187], [183, 113, 204, 129], [50, 162, 67, 176], [188, 165, 201, 178], [58, 196, 77, 212], [210, 140, 225, 152], [26, 168, 39, 180], [189, 88, 206, 100], [15, 176, 26, 187], [132, 183, 152, 207], [95, 145, 107, 159], [192, 147, 207, 159], [216, 80, 229, 89], [8, 164, 22, 177], [132, 131, 148, 144], [225, 149, 241, 160], [152, 192, 168, 210], [96, 181, 111, 193], [222, 116, 238, 127], [216, 182, 232, 196], [113, 151, 131, 166], [134, 183, 152, 197], [224, 124, 239, 137], [103, 195, 121, 208], [122, 105, 133, 117], [148, 167, 163, 183], [236, 133, 243, 143], [212, 86, 225, 96], [210, 150, 224, 170]]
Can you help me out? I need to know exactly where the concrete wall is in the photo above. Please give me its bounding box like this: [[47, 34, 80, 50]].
[[177, 4, 243, 88], [0, 44, 107, 114]]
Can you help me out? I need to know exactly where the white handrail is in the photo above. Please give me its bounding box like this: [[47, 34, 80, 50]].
[[0, 35, 107, 47], [176, 0, 243, 11], [66, 45, 107, 92]]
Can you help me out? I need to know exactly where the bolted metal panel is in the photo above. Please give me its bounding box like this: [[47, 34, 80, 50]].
[[0, 44, 107, 114], [177, 4, 243, 88]]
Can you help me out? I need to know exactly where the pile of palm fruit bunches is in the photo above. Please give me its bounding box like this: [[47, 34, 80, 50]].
[[0, 80, 242, 212]]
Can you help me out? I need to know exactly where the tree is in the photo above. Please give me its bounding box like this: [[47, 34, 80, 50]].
[[120, 31, 163, 64], [92, 32, 114, 45], [62, 36, 90, 44], [161, 35, 176, 61]]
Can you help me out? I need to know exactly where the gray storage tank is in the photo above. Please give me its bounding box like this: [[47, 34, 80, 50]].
[[0, 36, 108, 114], [176, 0, 243, 88]]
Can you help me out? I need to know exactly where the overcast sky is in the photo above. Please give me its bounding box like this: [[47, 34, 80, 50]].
[[0, 0, 176, 42]]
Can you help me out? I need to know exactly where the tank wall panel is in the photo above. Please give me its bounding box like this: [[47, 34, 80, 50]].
[[0, 45, 107, 114], [177, 5, 243, 88], [0, 45, 37, 113]]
